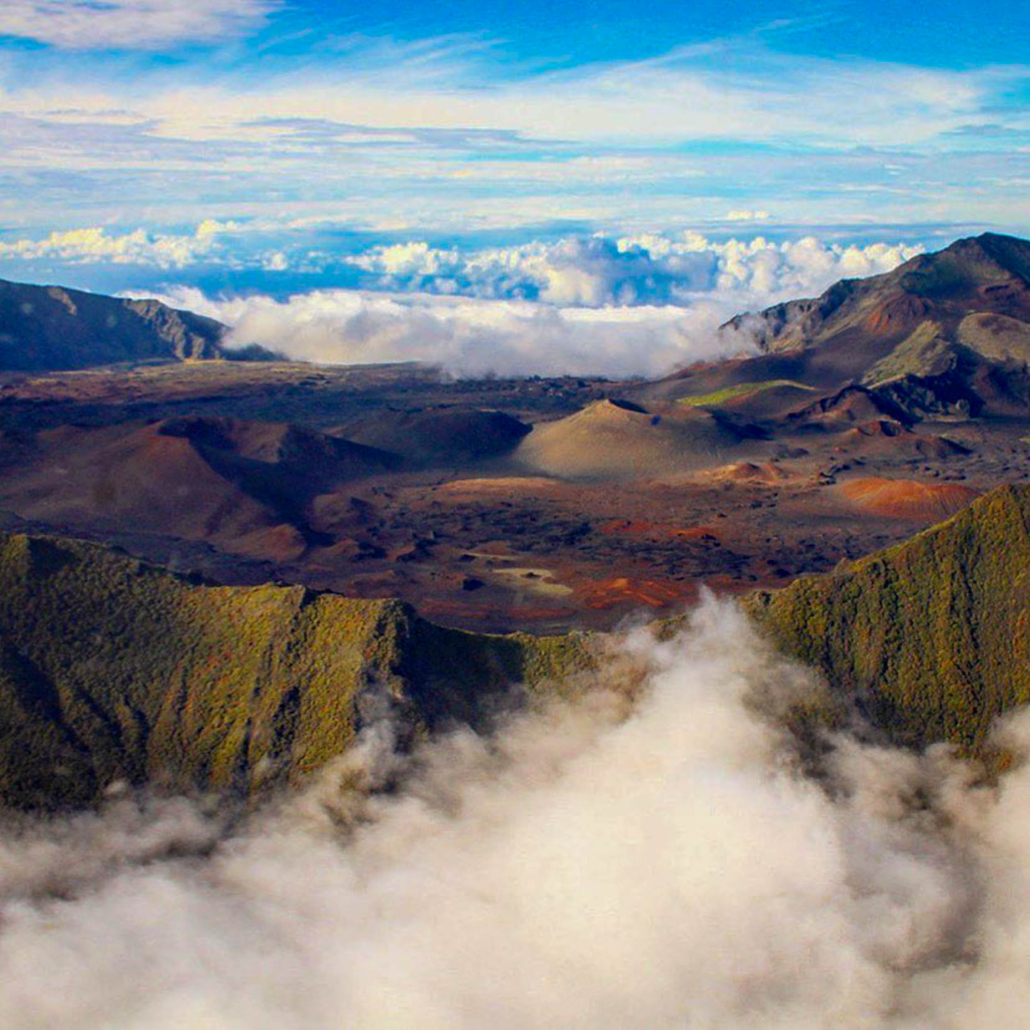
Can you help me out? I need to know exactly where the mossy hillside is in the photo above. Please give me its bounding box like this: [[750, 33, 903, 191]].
[[0, 535, 388, 802], [745, 485, 1030, 751], [398, 617, 595, 732], [10, 483, 1030, 808], [676, 380, 814, 407], [0, 532, 595, 809]]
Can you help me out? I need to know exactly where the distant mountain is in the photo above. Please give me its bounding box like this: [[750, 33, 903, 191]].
[[0, 279, 240, 371], [746, 483, 1030, 752], [0, 530, 592, 810], [727, 233, 1030, 354], [656, 233, 1030, 420]]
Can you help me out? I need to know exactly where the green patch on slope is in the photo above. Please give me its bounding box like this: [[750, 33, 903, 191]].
[[676, 380, 814, 407]]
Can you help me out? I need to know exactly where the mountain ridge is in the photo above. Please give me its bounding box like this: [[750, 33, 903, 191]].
[[745, 482, 1030, 752], [0, 528, 594, 809], [4, 481, 1030, 808], [723, 233, 1030, 356], [0, 278, 257, 371], [643, 232, 1030, 421]]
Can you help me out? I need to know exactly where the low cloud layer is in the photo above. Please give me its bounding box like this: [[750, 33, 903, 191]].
[[1, 598, 1029, 1028], [167, 287, 746, 377], [0, 221, 239, 269], [153, 232, 920, 376]]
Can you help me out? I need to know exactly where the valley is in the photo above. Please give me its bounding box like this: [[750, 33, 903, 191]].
[[2, 234, 1030, 634], [2, 232, 1030, 807]]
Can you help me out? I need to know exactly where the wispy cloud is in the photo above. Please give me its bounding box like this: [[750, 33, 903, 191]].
[[0, 0, 279, 50], [52, 47, 1018, 150], [0, 28, 1025, 245]]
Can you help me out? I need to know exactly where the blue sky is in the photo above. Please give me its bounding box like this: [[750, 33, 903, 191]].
[[0, 0, 1026, 330]]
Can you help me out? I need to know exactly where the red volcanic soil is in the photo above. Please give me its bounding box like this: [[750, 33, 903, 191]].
[[6, 351, 1030, 634], [599, 519, 722, 543], [863, 295, 933, 334], [577, 576, 698, 610], [669, 526, 723, 542], [0, 417, 394, 563], [2, 422, 301, 561], [836, 477, 981, 520], [599, 518, 659, 536]]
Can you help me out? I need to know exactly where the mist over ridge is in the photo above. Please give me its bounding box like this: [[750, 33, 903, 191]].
[[1, 596, 1029, 1028]]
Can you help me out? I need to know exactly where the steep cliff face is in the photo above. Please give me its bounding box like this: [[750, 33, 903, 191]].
[[745, 484, 1030, 751], [0, 279, 231, 370], [0, 532, 593, 809]]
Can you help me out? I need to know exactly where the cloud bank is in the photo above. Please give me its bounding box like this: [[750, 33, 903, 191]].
[[163, 287, 745, 378], [0, 597, 1028, 1028], [152, 232, 920, 376]]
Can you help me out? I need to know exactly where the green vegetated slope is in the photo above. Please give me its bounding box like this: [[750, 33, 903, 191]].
[[676, 380, 814, 407], [745, 484, 1030, 752], [8, 483, 1030, 810], [0, 532, 592, 809]]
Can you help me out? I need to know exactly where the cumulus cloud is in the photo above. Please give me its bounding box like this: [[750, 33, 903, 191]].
[[725, 209, 771, 222], [346, 232, 922, 309], [0, 221, 240, 268], [0, 0, 278, 50], [148, 232, 920, 376], [0, 596, 1028, 1028]]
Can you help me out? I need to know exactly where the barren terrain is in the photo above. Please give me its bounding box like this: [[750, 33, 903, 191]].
[[1, 359, 1024, 634]]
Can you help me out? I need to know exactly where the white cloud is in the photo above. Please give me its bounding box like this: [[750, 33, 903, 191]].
[[0, 0, 277, 50], [0, 35, 1026, 236], [347, 232, 922, 309], [71, 47, 1013, 150], [143, 232, 919, 377], [162, 285, 744, 377], [0, 596, 1028, 1027], [0, 221, 239, 267]]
